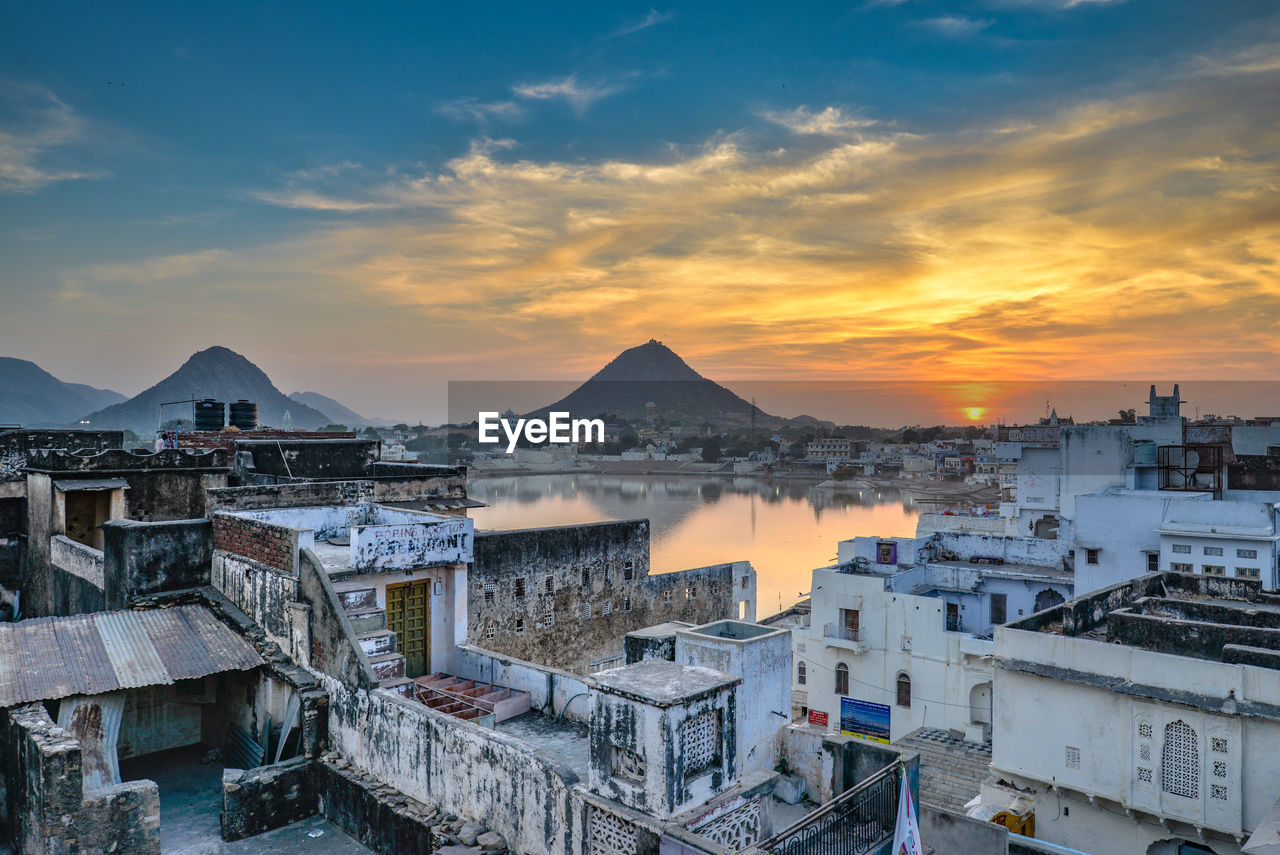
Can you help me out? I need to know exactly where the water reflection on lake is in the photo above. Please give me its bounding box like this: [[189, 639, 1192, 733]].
[[466, 473, 920, 616]]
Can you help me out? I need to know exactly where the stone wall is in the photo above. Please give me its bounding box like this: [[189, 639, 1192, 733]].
[[315, 759, 438, 855], [0, 703, 160, 855], [325, 677, 580, 855], [101, 518, 211, 607], [221, 756, 318, 841], [238, 438, 381, 479], [471, 521, 754, 672], [209, 480, 374, 512]]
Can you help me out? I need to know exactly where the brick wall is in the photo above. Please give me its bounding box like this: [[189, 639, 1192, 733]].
[[212, 514, 296, 573]]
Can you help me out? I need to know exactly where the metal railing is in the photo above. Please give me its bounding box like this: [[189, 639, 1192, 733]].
[[762, 761, 899, 855], [823, 623, 863, 642]]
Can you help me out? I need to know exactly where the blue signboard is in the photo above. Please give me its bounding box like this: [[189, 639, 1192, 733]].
[[840, 697, 891, 744]]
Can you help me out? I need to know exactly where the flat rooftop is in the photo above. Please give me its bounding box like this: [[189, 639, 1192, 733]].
[[495, 711, 590, 782], [1009, 572, 1280, 670], [594, 659, 741, 707]]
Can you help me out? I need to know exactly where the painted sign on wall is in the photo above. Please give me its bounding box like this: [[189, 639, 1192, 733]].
[[876, 541, 898, 565], [840, 697, 890, 744], [808, 709, 829, 728], [351, 517, 474, 570]]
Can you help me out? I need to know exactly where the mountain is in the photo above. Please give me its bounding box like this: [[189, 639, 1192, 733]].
[[82, 346, 333, 433], [289, 391, 395, 427], [0, 358, 126, 427], [529, 340, 791, 429]]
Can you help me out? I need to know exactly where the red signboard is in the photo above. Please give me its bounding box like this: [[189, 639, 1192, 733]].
[[808, 709, 828, 727]]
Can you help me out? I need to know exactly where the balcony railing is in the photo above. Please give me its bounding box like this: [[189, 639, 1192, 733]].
[[824, 623, 863, 642], [762, 761, 899, 855]]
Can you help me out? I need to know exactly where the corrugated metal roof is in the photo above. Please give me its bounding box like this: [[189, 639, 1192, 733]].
[[51, 477, 129, 492], [0, 605, 263, 708]]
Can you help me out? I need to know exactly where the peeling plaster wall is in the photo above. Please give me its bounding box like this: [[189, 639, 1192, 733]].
[[101, 518, 211, 608], [455, 644, 594, 722], [324, 677, 580, 855]]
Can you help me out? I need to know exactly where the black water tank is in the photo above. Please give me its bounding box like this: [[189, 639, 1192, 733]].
[[229, 399, 258, 431], [194, 399, 225, 431]]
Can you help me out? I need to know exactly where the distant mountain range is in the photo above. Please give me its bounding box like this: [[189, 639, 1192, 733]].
[[531, 339, 824, 430], [82, 346, 334, 433], [0, 358, 126, 427], [289, 391, 394, 428]]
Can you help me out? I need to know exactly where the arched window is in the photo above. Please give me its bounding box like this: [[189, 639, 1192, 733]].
[[1034, 588, 1066, 613], [834, 663, 849, 696], [1161, 719, 1200, 799], [797, 662, 807, 685], [896, 673, 912, 708]]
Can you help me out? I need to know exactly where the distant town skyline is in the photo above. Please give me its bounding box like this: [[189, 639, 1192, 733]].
[[2, 1, 1278, 419]]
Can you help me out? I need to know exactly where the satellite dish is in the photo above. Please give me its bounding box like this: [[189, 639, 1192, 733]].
[[1185, 450, 1200, 468]]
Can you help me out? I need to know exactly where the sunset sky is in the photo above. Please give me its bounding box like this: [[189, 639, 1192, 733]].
[[2, 1, 1278, 422]]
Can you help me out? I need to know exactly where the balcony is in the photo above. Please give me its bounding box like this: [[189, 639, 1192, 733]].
[[762, 761, 899, 855], [823, 622, 869, 654]]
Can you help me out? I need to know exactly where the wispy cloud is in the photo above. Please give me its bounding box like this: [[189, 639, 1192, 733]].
[[0, 84, 107, 193], [512, 75, 626, 116], [73, 38, 1280, 383], [920, 15, 994, 37], [990, 0, 1122, 8], [759, 106, 879, 136], [437, 97, 525, 123], [611, 8, 674, 38]]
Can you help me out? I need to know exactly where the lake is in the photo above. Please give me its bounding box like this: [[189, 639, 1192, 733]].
[[466, 473, 921, 616]]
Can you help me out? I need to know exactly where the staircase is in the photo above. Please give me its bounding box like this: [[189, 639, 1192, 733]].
[[333, 580, 415, 696]]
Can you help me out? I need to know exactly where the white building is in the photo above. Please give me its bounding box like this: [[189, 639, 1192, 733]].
[[983, 571, 1280, 855], [796, 533, 1071, 746]]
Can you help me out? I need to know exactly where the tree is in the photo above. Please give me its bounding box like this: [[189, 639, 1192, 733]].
[[393, 423, 410, 432], [702, 436, 722, 462], [361, 426, 381, 437], [319, 424, 349, 433]]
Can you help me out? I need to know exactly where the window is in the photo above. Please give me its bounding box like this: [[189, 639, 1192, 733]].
[[896, 673, 911, 708], [483, 582, 496, 605], [1172, 544, 1192, 554], [687, 585, 697, 599], [1065, 745, 1081, 769], [623, 560, 635, 581], [581, 569, 591, 587], [1147, 553, 1160, 573], [603, 601, 612, 616], [485, 621, 496, 640], [1202, 565, 1226, 577], [990, 593, 1007, 626], [515, 617, 525, 635], [1204, 546, 1224, 557], [514, 577, 526, 599], [835, 663, 849, 695], [1237, 548, 1258, 559], [544, 606, 555, 628], [1161, 720, 1200, 799], [1085, 549, 1100, 565], [1237, 567, 1261, 580], [623, 595, 632, 613], [582, 602, 591, 620], [664, 590, 672, 606], [797, 662, 806, 685], [544, 575, 555, 595], [1171, 562, 1193, 573], [680, 711, 722, 780]]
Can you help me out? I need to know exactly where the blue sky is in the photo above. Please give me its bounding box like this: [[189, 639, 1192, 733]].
[[2, 1, 1278, 419]]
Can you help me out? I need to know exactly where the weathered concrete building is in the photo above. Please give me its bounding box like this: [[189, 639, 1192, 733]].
[[981, 572, 1280, 855]]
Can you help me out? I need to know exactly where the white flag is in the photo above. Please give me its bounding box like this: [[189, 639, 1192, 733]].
[[891, 768, 923, 855]]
